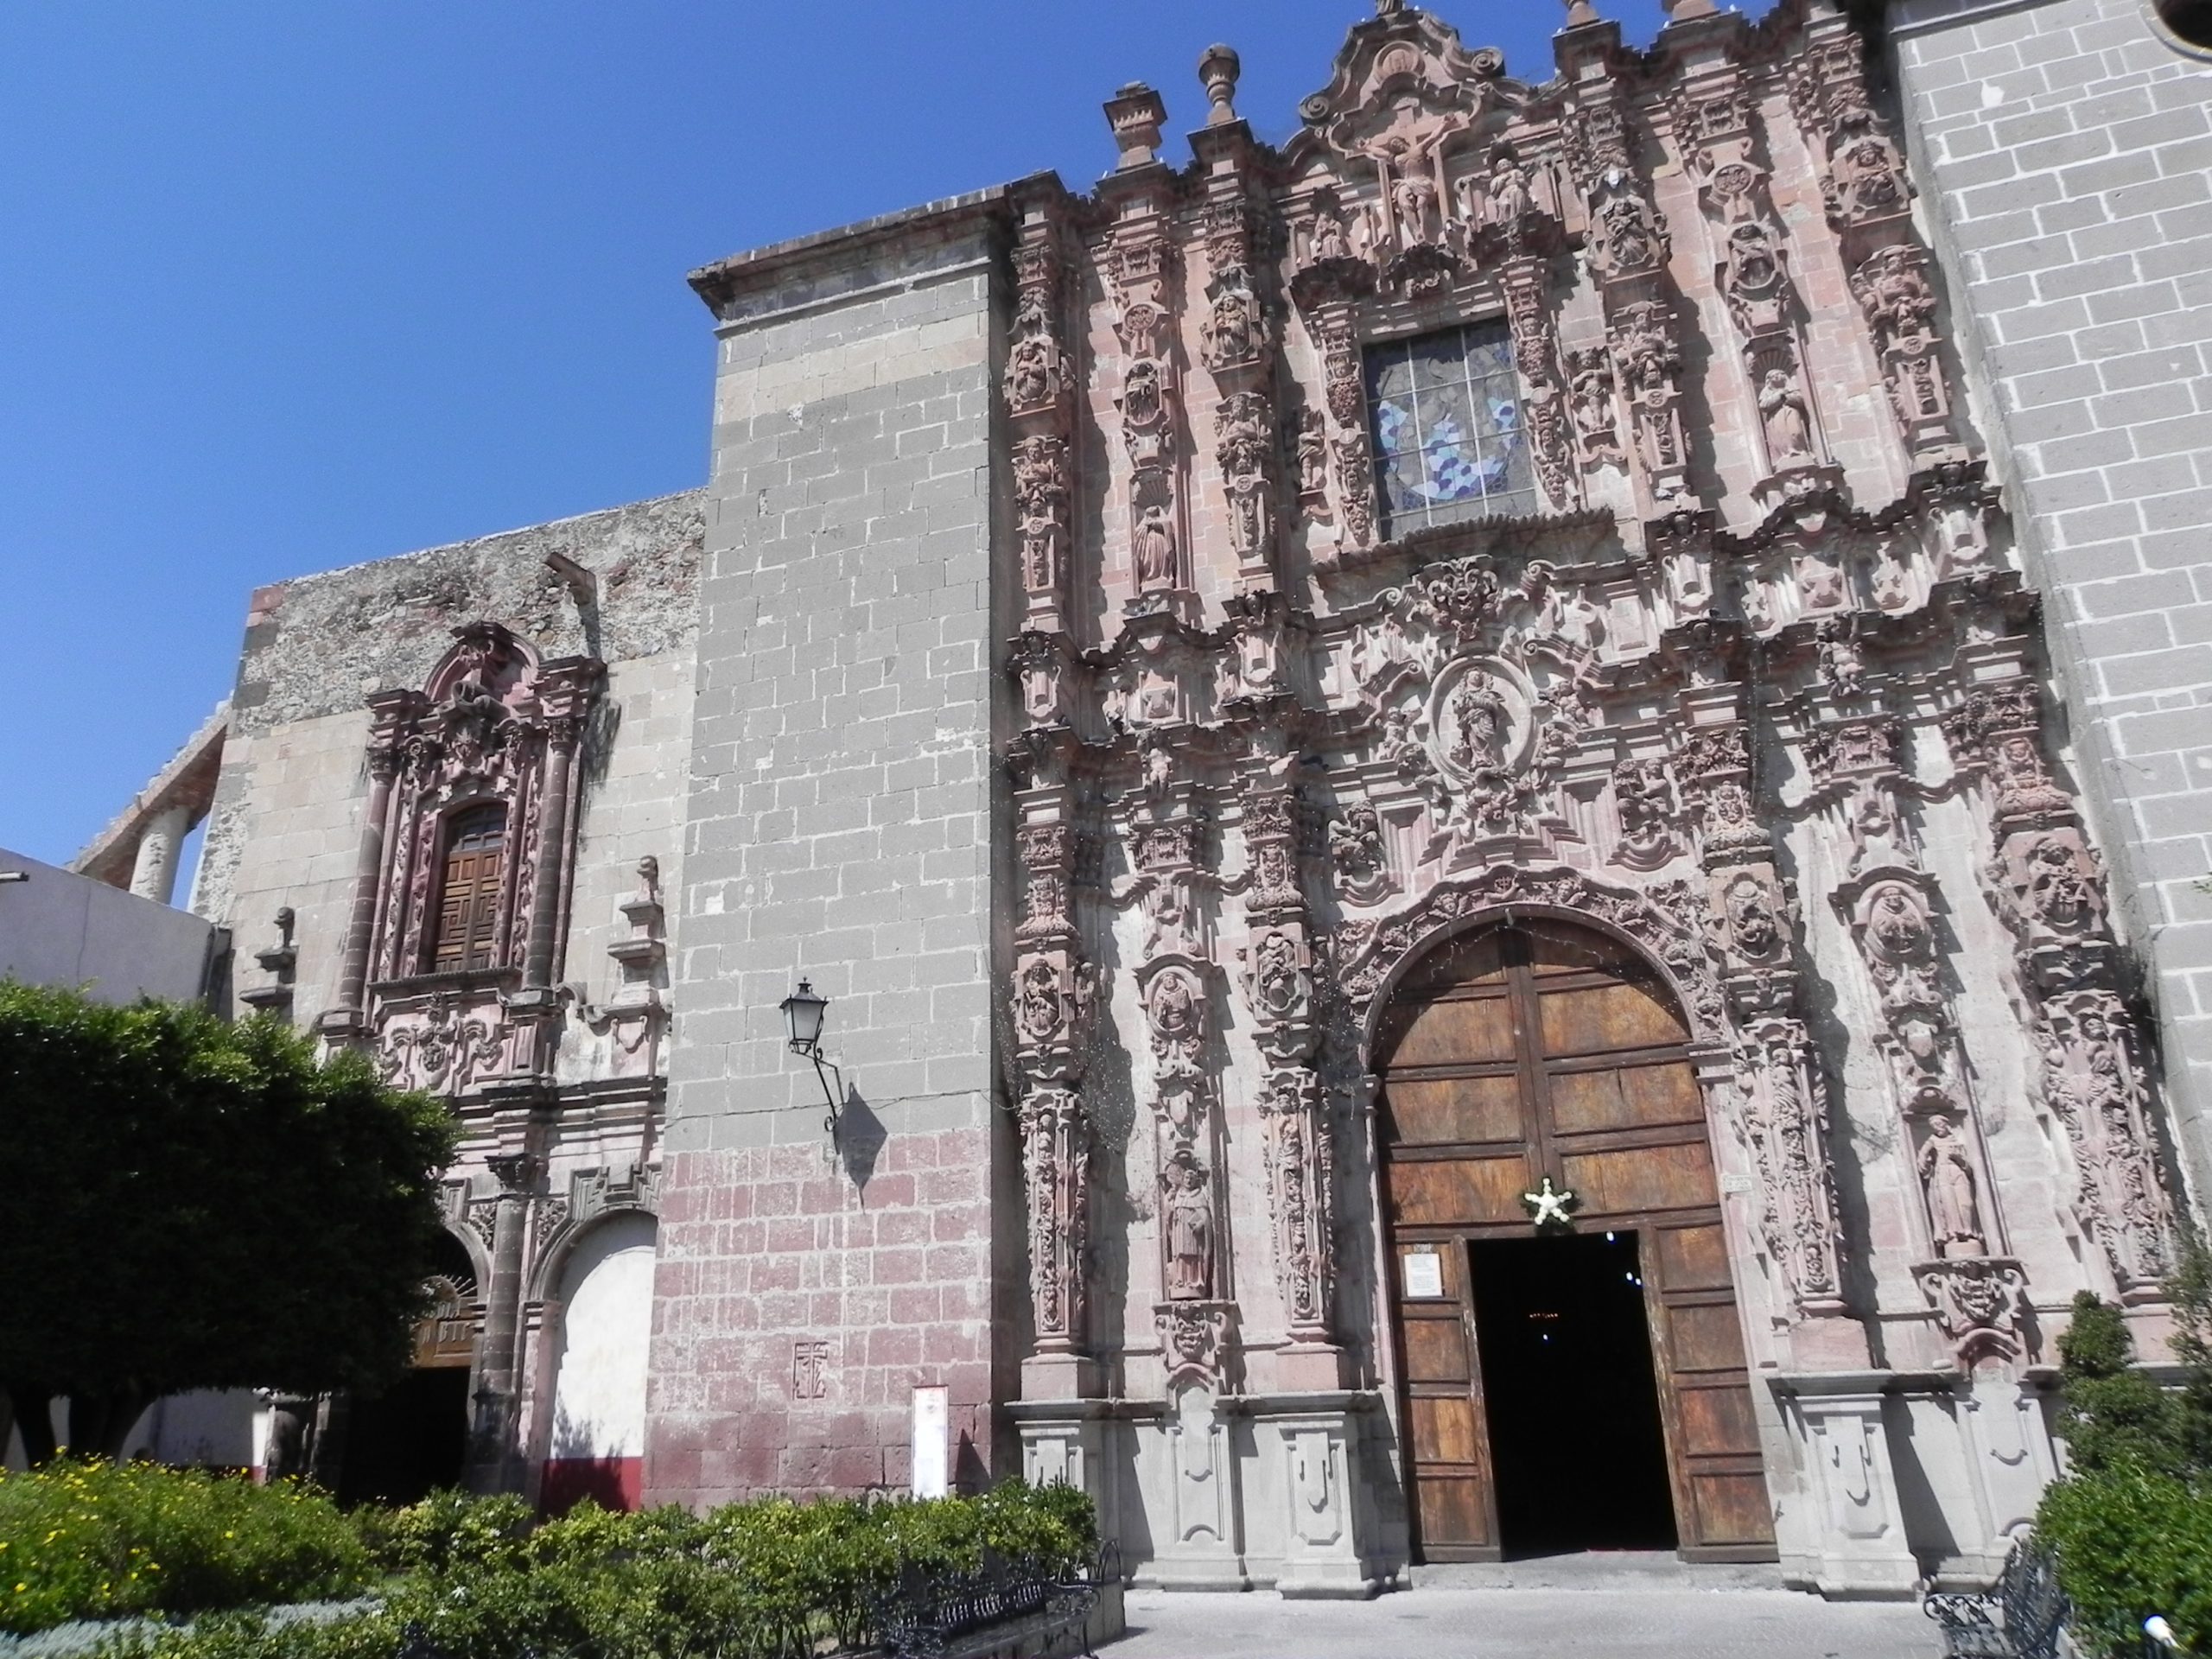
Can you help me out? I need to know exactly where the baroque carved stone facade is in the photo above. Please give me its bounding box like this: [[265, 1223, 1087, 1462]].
[[90, 0, 2207, 1605]]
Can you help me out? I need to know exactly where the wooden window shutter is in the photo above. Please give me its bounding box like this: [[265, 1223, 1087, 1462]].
[[432, 805, 506, 971]]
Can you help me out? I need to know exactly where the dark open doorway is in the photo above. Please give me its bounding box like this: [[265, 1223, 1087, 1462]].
[[1470, 1230, 1677, 1555], [335, 1368, 470, 1507]]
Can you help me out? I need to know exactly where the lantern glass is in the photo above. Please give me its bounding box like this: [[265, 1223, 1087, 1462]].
[[781, 978, 828, 1054]]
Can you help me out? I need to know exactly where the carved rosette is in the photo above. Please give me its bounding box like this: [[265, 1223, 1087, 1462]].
[[1945, 679, 2176, 1293], [1013, 792, 1097, 1354], [1007, 210, 1077, 632]]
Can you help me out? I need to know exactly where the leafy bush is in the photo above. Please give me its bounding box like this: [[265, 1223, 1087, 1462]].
[[91, 1480, 1099, 1659], [0, 1459, 371, 1635], [2037, 1255, 2212, 1655], [2037, 1464, 2212, 1655]]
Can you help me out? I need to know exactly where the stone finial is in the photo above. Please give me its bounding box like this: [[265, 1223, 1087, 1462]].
[[1198, 45, 1241, 126], [1560, 0, 1604, 25], [1104, 82, 1167, 169], [636, 855, 660, 905], [1662, 0, 1719, 19]]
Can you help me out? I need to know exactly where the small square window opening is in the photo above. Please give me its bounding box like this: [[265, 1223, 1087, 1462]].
[[1366, 321, 1538, 537]]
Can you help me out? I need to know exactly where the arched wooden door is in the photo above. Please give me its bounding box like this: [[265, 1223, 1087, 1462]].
[[1376, 919, 1775, 1562]]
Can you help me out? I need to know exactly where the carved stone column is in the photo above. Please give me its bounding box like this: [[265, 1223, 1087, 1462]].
[[1192, 115, 1280, 594], [1668, 27, 1834, 507], [1558, 25, 1694, 512], [127, 802, 194, 905], [466, 1149, 542, 1493], [1808, 691, 2025, 1365], [1675, 709, 1851, 1332], [1007, 188, 1077, 636], [1127, 757, 1235, 1391], [519, 663, 601, 994], [1945, 675, 2177, 1296], [1287, 252, 1377, 564], [1789, 14, 1961, 464], [321, 691, 420, 1046], [1103, 85, 1191, 624], [1012, 766, 1097, 1399], [1236, 743, 1342, 1388]]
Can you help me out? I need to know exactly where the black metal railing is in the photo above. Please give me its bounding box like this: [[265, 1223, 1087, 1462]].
[[872, 1540, 1122, 1659]]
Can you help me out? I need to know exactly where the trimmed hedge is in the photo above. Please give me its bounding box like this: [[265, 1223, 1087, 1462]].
[[0, 1461, 372, 1635], [76, 1479, 1096, 1659]]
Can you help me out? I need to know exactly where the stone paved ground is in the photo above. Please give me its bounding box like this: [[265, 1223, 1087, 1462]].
[[1114, 1560, 1932, 1659]]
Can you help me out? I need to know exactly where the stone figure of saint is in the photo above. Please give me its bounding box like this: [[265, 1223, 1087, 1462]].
[[1134, 505, 1177, 589], [1759, 368, 1815, 465], [1484, 150, 1531, 227], [1570, 354, 1615, 443], [1164, 1156, 1214, 1299], [1919, 1116, 1985, 1257], [1207, 286, 1255, 365], [1296, 409, 1329, 498], [1309, 204, 1351, 264], [1449, 672, 1512, 773]]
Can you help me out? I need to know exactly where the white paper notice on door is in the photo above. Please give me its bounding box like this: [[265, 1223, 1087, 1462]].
[[1402, 1249, 1445, 1299], [911, 1384, 950, 1498]]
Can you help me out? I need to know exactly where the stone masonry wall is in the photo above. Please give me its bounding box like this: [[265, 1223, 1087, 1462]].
[[1888, 0, 2212, 1196], [648, 200, 1014, 1505]]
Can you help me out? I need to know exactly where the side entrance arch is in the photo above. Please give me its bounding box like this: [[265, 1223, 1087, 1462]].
[[1375, 918, 1774, 1562]]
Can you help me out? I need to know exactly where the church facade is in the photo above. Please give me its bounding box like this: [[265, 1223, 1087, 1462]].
[[84, 0, 2212, 1599]]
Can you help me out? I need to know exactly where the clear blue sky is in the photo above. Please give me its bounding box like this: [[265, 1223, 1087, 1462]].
[[1, 0, 1700, 871]]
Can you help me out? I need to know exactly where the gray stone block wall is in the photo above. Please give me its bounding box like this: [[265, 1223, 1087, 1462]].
[[650, 206, 1014, 1503], [1890, 0, 2212, 1197]]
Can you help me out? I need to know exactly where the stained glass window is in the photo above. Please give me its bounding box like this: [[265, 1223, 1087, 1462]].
[[1366, 321, 1536, 537]]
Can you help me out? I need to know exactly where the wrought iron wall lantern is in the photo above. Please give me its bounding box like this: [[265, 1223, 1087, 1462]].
[[779, 978, 842, 1145]]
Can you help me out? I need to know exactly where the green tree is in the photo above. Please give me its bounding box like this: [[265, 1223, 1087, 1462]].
[[0, 982, 456, 1462]]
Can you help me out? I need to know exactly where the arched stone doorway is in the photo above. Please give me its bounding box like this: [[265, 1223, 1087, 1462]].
[[335, 1231, 476, 1505], [1375, 917, 1773, 1562]]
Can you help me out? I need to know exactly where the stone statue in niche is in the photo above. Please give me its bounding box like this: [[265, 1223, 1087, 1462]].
[[1250, 929, 1307, 1020], [1295, 409, 1328, 499], [1203, 274, 1261, 367], [1568, 350, 1618, 454], [1847, 784, 1910, 875], [1721, 222, 1791, 339], [1725, 871, 1783, 963], [1162, 1149, 1215, 1299], [1447, 671, 1512, 776], [1308, 202, 1351, 263], [1918, 1114, 1986, 1258], [1612, 756, 1677, 868], [2024, 833, 2103, 938], [1759, 369, 1815, 466], [1482, 147, 1531, 227], [1016, 959, 1065, 1043], [1147, 968, 1205, 1085], [1329, 803, 1389, 901], [1120, 359, 1170, 468], [1817, 618, 1866, 700], [1134, 505, 1178, 590]]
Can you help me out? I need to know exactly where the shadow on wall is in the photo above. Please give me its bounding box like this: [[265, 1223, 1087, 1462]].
[[838, 1086, 887, 1197]]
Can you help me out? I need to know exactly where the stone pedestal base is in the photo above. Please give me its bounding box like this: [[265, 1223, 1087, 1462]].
[[1231, 1390, 1387, 1599], [1020, 1352, 1098, 1401], [1770, 1373, 1922, 1599], [1010, 1399, 1116, 1551]]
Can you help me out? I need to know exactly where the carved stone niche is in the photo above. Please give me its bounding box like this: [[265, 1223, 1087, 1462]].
[[1011, 948, 1096, 1086], [1711, 863, 1794, 1010], [1993, 824, 2113, 988]]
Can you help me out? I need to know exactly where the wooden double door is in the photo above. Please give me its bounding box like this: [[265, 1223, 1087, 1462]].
[[1378, 920, 1776, 1561]]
